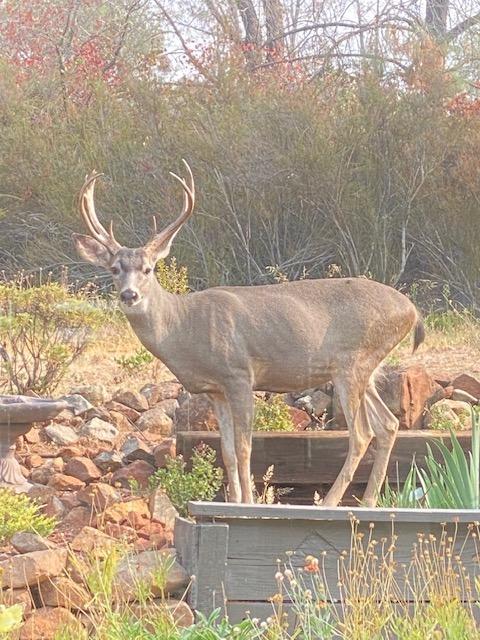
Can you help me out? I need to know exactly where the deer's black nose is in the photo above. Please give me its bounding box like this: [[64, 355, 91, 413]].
[[120, 289, 139, 303]]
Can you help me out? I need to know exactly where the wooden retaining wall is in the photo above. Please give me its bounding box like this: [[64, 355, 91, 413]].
[[177, 430, 472, 502], [175, 502, 480, 624]]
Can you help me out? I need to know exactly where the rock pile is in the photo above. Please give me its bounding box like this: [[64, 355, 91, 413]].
[[6, 379, 195, 637]]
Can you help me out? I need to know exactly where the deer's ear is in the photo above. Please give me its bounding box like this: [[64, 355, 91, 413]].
[[73, 233, 111, 268]]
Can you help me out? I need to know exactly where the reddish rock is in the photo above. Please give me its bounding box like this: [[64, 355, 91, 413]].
[[59, 493, 81, 511], [37, 576, 90, 610], [77, 482, 121, 512], [106, 400, 141, 422], [19, 607, 82, 639], [149, 488, 178, 531], [136, 406, 173, 435], [114, 549, 188, 602], [452, 373, 480, 399], [27, 485, 56, 503], [64, 456, 102, 483], [59, 445, 86, 460], [108, 410, 132, 432], [102, 522, 137, 542], [93, 450, 125, 473], [102, 497, 150, 526], [153, 438, 176, 468], [25, 454, 43, 469], [70, 526, 117, 556], [43, 496, 66, 519], [61, 506, 94, 530], [377, 365, 442, 430], [156, 398, 179, 419], [11, 532, 56, 554], [48, 473, 85, 491], [24, 428, 41, 445], [113, 389, 149, 412], [141, 381, 183, 407], [136, 521, 167, 541], [110, 460, 155, 489], [175, 393, 218, 431], [0, 549, 68, 588], [121, 437, 154, 465], [288, 406, 311, 430]]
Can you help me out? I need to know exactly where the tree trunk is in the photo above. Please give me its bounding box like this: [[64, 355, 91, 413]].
[[262, 0, 285, 56], [425, 0, 449, 38]]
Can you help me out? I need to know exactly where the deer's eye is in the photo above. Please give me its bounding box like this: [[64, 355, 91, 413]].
[[144, 267, 152, 275], [111, 266, 120, 276]]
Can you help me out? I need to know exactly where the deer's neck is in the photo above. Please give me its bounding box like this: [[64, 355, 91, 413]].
[[123, 280, 188, 362]]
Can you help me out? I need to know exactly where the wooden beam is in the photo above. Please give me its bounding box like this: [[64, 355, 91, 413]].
[[177, 430, 472, 485], [188, 501, 480, 523]]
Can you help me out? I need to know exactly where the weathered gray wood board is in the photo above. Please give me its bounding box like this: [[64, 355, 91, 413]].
[[175, 503, 480, 624], [177, 430, 472, 490]]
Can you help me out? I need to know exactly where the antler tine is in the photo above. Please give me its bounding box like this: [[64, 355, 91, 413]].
[[145, 161, 195, 255], [78, 171, 121, 253]]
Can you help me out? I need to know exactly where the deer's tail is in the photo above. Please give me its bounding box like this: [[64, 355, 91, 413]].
[[412, 313, 425, 353]]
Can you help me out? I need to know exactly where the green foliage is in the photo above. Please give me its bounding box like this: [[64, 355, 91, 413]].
[[149, 445, 223, 517], [1, 57, 480, 305], [376, 464, 422, 509], [380, 409, 480, 509], [253, 395, 295, 432], [0, 489, 56, 543], [114, 348, 154, 373], [0, 603, 23, 635], [0, 278, 105, 394], [156, 258, 189, 294]]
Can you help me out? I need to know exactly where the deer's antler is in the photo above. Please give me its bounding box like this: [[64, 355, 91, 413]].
[[79, 171, 122, 254], [147, 159, 195, 255]]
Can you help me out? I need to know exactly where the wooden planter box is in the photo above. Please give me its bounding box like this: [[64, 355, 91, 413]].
[[175, 503, 480, 623], [177, 430, 473, 502]]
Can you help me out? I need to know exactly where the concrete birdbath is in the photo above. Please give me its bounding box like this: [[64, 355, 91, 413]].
[[0, 396, 68, 492]]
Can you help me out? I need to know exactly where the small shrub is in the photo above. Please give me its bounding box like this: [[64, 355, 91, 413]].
[[428, 402, 470, 431], [0, 489, 56, 543], [156, 258, 189, 294], [0, 603, 23, 635], [149, 444, 223, 517], [0, 278, 105, 394], [253, 395, 295, 432], [114, 347, 154, 372]]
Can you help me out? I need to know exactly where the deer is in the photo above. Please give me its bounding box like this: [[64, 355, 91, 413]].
[[73, 161, 425, 507]]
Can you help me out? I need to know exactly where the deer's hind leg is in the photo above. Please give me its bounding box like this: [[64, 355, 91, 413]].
[[210, 392, 242, 503], [362, 379, 399, 507], [322, 374, 374, 507]]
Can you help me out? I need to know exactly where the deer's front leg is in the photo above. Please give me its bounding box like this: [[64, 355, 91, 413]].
[[224, 384, 255, 504], [210, 393, 242, 502]]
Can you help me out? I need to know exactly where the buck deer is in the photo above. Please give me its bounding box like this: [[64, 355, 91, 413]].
[[73, 161, 424, 507]]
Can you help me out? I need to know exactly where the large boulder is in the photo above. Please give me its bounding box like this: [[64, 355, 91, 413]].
[[80, 418, 119, 443], [114, 549, 189, 602], [64, 457, 102, 483], [377, 365, 444, 429], [44, 424, 79, 446], [452, 373, 480, 399], [0, 549, 68, 588], [19, 607, 83, 639], [136, 406, 173, 436], [113, 389, 149, 412]]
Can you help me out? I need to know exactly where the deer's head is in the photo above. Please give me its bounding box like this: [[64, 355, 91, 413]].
[[73, 161, 194, 311]]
